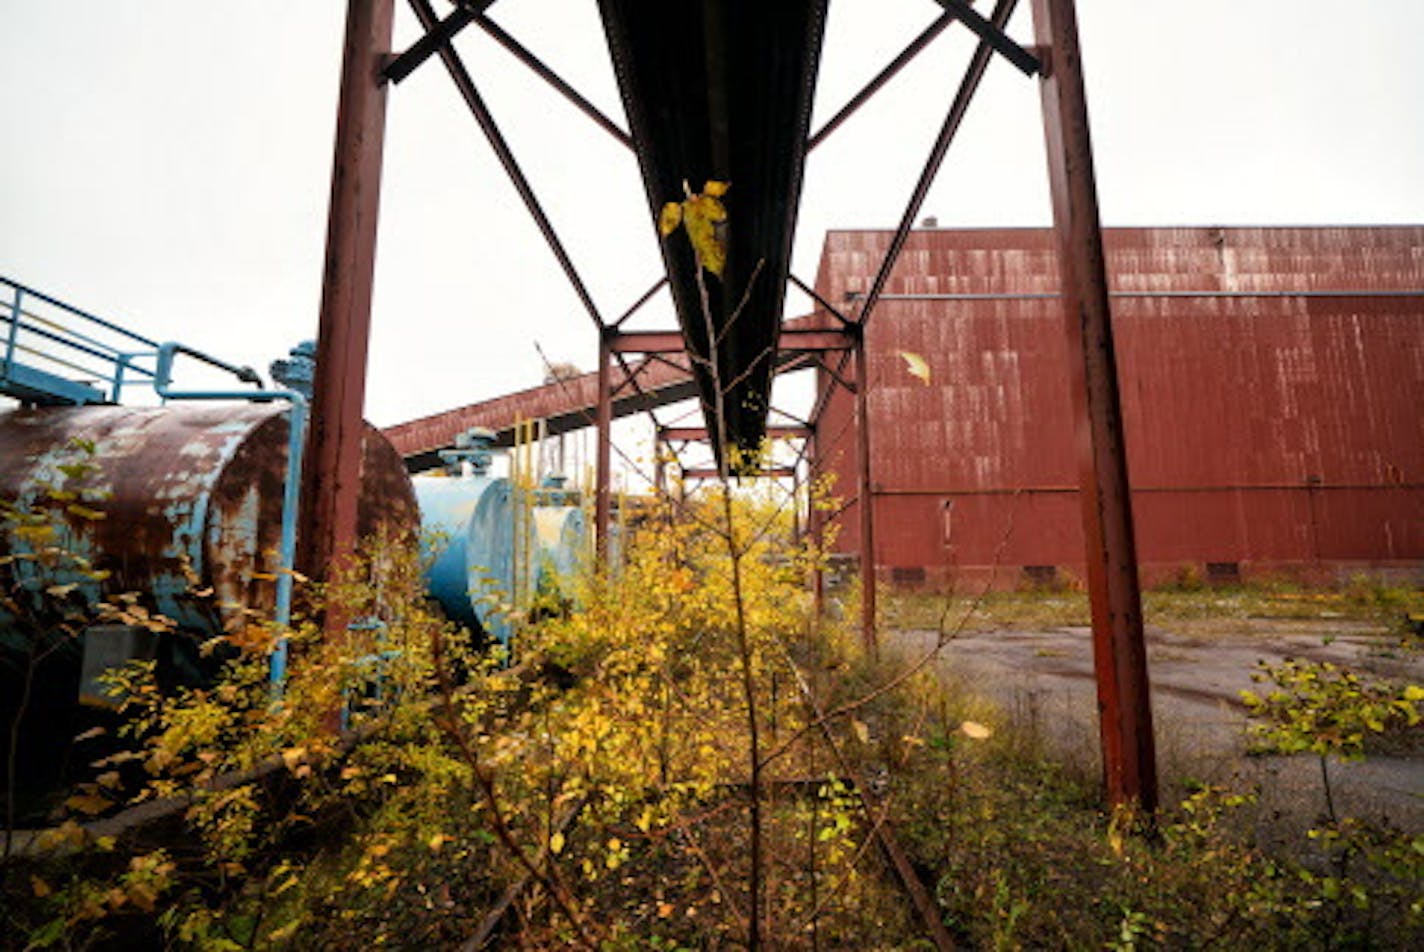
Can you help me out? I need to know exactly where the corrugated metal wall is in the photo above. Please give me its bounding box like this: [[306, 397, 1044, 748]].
[[813, 226, 1424, 587]]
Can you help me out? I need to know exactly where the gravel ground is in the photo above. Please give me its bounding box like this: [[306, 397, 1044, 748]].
[[890, 620, 1424, 839]]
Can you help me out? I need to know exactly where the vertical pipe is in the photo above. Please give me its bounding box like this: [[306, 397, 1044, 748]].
[[808, 426, 825, 619], [853, 332, 878, 656], [300, 0, 395, 591], [594, 335, 613, 564], [151, 343, 305, 692], [1032, 0, 1157, 812], [269, 396, 308, 691]]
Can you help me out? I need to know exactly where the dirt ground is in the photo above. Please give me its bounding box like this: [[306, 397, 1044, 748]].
[[890, 618, 1424, 840]]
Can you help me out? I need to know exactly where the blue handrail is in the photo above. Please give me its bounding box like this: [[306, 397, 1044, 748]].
[[2, 274, 164, 404], [0, 275, 307, 693]]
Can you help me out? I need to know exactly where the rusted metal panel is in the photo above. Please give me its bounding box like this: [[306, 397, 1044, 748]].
[[816, 225, 1424, 301], [842, 483, 1424, 588], [0, 405, 417, 638], [814, 226, 1424, 582]]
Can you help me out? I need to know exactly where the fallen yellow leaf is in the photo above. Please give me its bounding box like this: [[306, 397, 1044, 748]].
[[960, 721, 992, 740], [899, 350, 932, 385]]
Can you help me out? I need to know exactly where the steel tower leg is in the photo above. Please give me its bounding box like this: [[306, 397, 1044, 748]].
[[807, 425, 826, 619], [1032, 0, 1158, 812], [301, 0, 394, 594], [853, 331, 878, 656], [594, 335, 613, 564]]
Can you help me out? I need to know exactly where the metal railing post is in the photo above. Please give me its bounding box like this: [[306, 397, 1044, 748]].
[[3, 286, 22, 382]]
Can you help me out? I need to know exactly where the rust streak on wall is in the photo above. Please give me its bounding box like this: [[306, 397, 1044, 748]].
[[813, 226, 1424, 588]]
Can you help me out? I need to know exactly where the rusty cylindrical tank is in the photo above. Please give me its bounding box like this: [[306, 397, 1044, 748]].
[[0, 403, 419, 644], [0, 403, 417, 819]]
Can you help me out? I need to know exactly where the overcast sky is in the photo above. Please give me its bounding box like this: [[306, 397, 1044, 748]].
[[3, 0, 1421, 457]]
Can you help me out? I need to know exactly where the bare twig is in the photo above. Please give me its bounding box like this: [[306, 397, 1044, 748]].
[[462, 796, 588, 951], [773, 637, 956, 951], [430, 629, 597, 949], [759, 496, 1020, 773]]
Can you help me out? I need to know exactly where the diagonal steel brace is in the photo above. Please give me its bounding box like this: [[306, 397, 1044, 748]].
[[932, 0, 1040, 75]]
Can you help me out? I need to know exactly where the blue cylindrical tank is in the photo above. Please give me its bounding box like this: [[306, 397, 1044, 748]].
[[530, 502, 586, 607], [413, 437, 588, 643], [412, 429, 519, 645], [414, 471, 515, 644]]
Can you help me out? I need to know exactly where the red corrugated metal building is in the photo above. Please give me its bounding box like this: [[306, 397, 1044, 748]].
[[812, 226, 1424, 588]]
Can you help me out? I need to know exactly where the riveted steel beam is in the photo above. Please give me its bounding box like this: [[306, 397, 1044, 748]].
[[682, 466, 797, 481], [610, 328, 851, 355], [660, 425, 810, 442]]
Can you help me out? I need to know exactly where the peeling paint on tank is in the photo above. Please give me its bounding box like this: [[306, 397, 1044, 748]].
[[0, 405, 419, 638]]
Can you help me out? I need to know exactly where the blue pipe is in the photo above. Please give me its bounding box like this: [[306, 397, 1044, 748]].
[[154, 343, 306, 692]]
